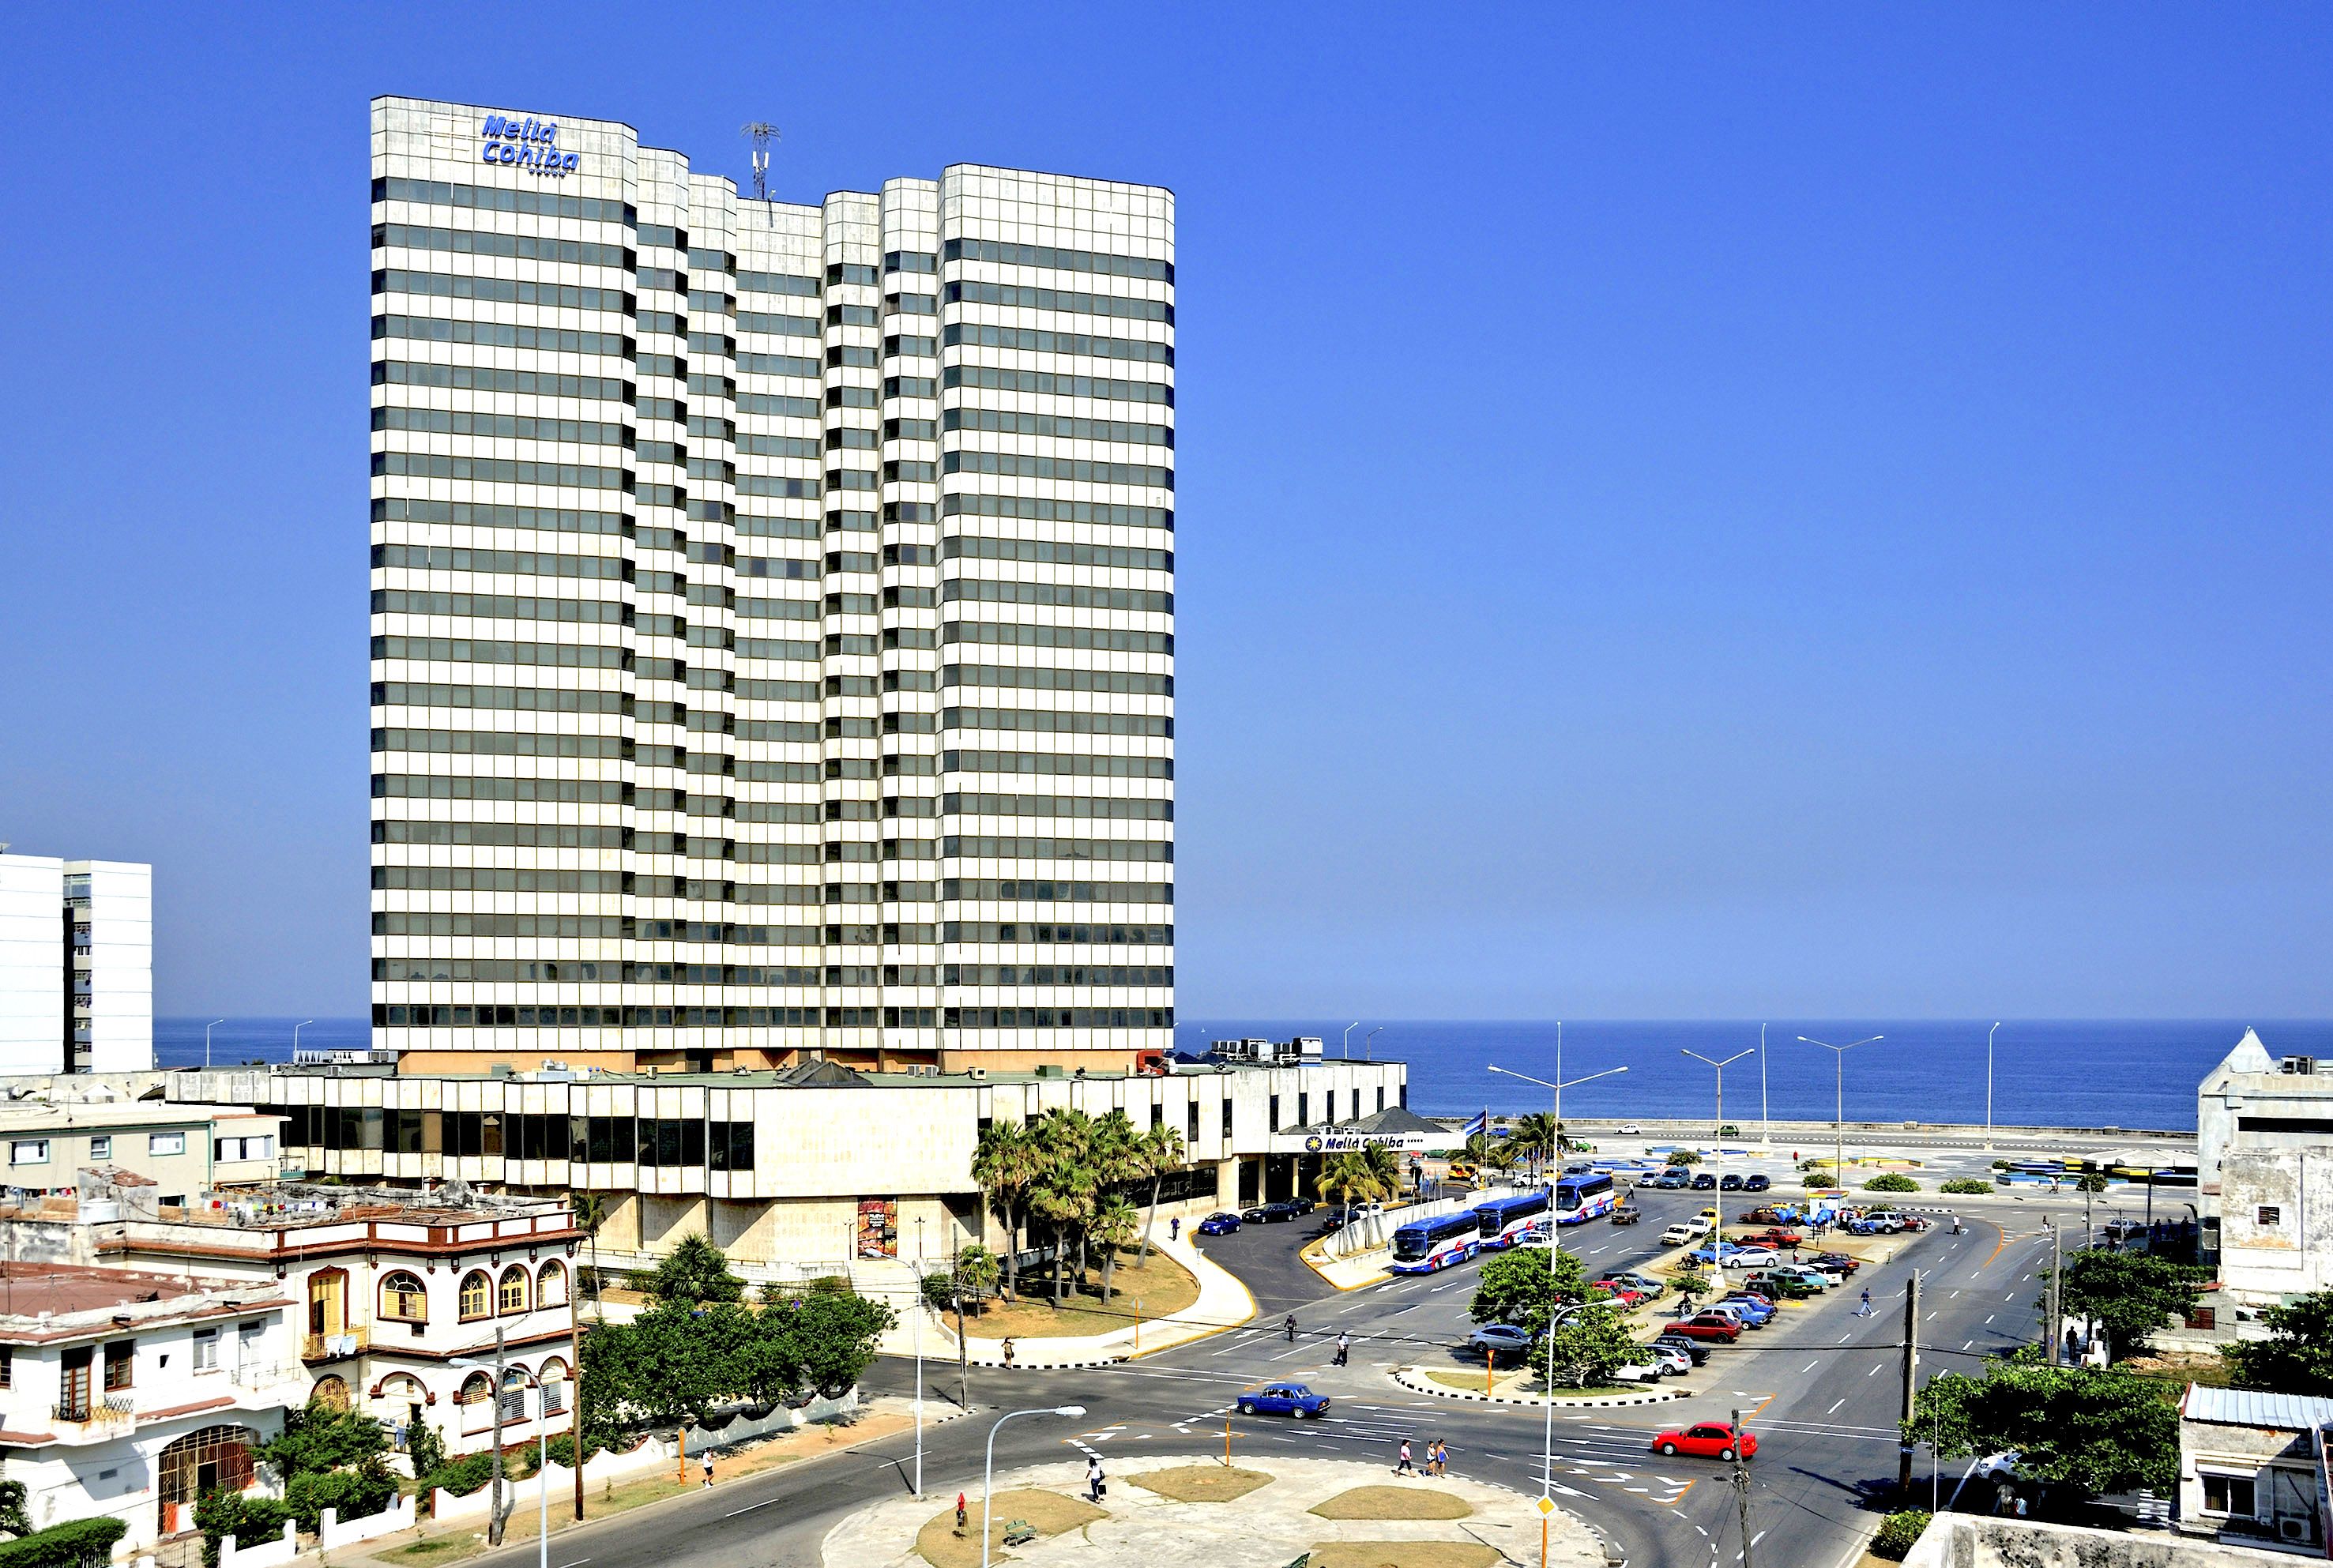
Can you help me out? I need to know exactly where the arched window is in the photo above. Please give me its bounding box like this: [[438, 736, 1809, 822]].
[[498, 1265, 529, 1315], [458, 1270, 491, 1321], [311, 1375, 351, 1412], [536, 1357, 570, 1416], [456, 1371, 493, 1406], [457, 1370, 495, 1434], [537, 1260, 567, 1308], [379, 1271, 428, 1324]]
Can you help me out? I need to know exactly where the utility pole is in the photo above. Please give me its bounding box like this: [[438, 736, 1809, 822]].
[[567, 1262, 585, 1521], [487, 1328, 512, 1545], [2044, 1220, 2063, 1363], [1897, 1275, 1920, 1499], [1730, 1405, 1755, 1568]]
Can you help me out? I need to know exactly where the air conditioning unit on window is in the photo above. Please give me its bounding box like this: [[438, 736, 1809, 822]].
[[2278, 1517, 2309, 1543]]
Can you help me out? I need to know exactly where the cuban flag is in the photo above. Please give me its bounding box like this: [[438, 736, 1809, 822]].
[[1460, 1111, 1488, 1137]]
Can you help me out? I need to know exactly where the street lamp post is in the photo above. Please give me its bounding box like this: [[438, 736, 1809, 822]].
[[1680, 1048, 1754, 1292], [1985, 1022, 2000, 1152], [913, 1215, 925, 1496], [1364, 1027, 1383, 1061], [1342, 1022, 1361, 1061], [1759, 1024, 1770, 1149], [450, 1343, 547, 1568], [291, 1018, 315, 1058], [202, 1018, 226, 1070], [1488, 1062, 1630, 1280], [982, 1406, 1086, 1568], [1797, 1036, 1885, 1190], [1680, 1048, 1754, 1136], [1536, 1303, 1583, 1562]]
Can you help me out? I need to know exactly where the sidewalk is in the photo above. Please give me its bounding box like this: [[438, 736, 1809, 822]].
[[1300, 1238, 1393, 1292], [928, 1231, 1256, 1369]]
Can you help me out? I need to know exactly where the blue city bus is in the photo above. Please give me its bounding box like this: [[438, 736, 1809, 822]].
[[1389, 1210, 1482, 1274], [1552, 1171, 1618, 1224], [1472, 1189, 1553, 1249]]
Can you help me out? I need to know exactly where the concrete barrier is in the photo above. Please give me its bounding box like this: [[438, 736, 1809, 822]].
[[216, 1521, 296, 1568], [318, 1495, 416, 1550]]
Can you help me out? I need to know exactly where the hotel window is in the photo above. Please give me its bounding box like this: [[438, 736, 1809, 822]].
[[9, 1141, 47, 1167], [88, 1136, 111, 1161], [2200, 1472, 2256, 1517], [149, 1133, 186, 1156]]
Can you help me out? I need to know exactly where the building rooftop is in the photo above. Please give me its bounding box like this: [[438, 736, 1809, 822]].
[[0, 1262, 280, 1336], [176, 1059, 1393, 1092], [0, 1099, 265, 1131], [2183, 1384, 2333, 1431]]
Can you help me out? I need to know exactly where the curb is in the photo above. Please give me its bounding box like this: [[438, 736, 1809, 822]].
[[1388, 1364, 1689, 1408], [963, 1352, 1127, 1370]]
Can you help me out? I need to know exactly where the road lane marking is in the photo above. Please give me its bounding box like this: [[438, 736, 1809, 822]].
[[1801, 1361, 1819, 1373], [1827, 1399, 1845, 1415]]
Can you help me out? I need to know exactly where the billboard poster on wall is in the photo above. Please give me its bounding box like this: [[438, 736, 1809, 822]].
[[856, 1198, 898, 1258]]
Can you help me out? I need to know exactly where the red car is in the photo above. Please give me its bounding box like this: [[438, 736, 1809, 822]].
[[1651, 1421, 1757, 1461], [1665, 1314, 1742, 1343], [1590, 1281, 1647, 1307], [1742, 1228, 1804, 1248]]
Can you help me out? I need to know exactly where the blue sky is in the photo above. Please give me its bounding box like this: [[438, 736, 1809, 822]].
[[2, 6, 2327, 1019]]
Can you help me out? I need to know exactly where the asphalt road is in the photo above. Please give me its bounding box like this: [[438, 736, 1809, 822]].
[[452, 1179, 2079, 1568]]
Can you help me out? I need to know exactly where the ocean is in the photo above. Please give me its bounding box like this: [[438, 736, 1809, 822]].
[[159, 1016, 2333, 1133]]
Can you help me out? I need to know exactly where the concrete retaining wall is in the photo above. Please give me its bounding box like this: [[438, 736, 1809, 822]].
[[1902, 1514, 2264, 1566], [318, 1495, 416, 1550], [216, 1522, 296, 1568]]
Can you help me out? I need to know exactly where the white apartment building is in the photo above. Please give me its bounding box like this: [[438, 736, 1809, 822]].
[[0, 1262, 304, 1551], [0, 853, 152, 1077], [2196, 1028, 2333, 1304], [370, 96, 1175, 1077]]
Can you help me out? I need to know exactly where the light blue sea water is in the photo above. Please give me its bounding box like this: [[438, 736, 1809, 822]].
[[160, 1016, 2333, 1133]]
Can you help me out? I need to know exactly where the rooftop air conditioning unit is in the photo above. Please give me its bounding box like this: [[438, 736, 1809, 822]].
[[2280, 1058, 2315, 1075]]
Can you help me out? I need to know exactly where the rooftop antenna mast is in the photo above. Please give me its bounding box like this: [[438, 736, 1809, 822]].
[[743, 122, 779, 220]]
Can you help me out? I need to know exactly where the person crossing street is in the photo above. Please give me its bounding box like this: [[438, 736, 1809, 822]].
[[1334, 1330, 1351, 1367]]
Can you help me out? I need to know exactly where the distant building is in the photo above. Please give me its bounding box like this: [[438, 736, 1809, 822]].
[[2196, 1028, 2333, 1303], [0, 1098, 281, 1204], [0, 853, 152, 1077], [2177, 1384, 2333, 1553], [0, 1261, 303, 1552]]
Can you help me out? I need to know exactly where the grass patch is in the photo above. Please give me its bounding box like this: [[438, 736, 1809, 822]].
[[1127, 1465, 1275, 1503], [969, 1246, 1200, 1340], [1418, 1369, 1636, 1398], [914, 1489, 1105, 1568], [388, 1540, 468, 1561], [1304, 1544, 1501, 1568], [1311, 1486, 1474, 1521]]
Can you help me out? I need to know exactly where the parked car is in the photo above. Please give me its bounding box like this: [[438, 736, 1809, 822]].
[[1468, 1323, 1537, 1359], [1237, 1383, 1330, 1419], [1651, 1333, 1713, 1364], [1244, 1203, 1296, 1224], [1446, 1162, 1478, 1183], [1617, 1123, 1643, 1135], [1718, 1294, 1777, 1325], [1719, 1173, 1745, 1190], [1600, 1270, 1665, 1297], [1650, 1421, 1756, 1461], [1196, 1211, 1243, 1235], [1743, 1174, 1772, 1193], [1778, 1265, 1838, 1292], [1652, 1170, 1691, 1189], [1742, 1271, 1816, 1300], [1727, 1246, 1782, 1267], [1286, 1198, 1318, 1215], [1740, 1205, 1786, 1224], [1813, 1250, 1861, 1275], [1665, 1314, 1743, 1343], [1687, 1241, 1744, 1265], [1740, 1228, 1804, 1248], [1691, 1172, 1719, 1190], [1317, 1212, 1348, 1235], [1590, 1281, 1647, 1307], [1643, 1343, 1692, 1376], [1660, 1224, 1703, 1247]]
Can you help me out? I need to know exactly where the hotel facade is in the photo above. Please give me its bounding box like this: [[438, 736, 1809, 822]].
[[370, 97, 1176, 1074]]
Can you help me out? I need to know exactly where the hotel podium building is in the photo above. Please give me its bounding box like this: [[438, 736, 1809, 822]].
[[370, 96, 1176, 1074]]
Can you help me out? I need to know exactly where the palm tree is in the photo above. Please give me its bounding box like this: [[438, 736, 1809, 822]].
[[1028, 1107, 1098, 1304], [972, 1122, 1040, 1302], [1133, 1122, 1187, 1267], [1090, 1195, 1140, 1302], [570, 1192, 611, 1319], [1315, 1147, 1398, 1216], [1512, 1113, 1561, 1182]]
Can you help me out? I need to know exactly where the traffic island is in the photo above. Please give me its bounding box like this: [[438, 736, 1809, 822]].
[[1130, 1465, 1275, 1502], [821, 1456, 1609, 1566], [1389, 1363, 1688, 1408]]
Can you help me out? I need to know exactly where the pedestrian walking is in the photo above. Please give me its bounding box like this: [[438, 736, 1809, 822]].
[[1003, 1337, 1017, 1368], [1285, 1313, 1297, 1343], [1394, 1439, 1416, 1476], [1086, 1457, 1105, 1502], [1431, 1439, 1448, 1476], [956, 1493, 968, 1530], [1169, 1216, 1180, 1242], [702, 1452, 715, 1488], [1334, 1331, 1351, 1367], [1856, 1288, 1873, 1317]]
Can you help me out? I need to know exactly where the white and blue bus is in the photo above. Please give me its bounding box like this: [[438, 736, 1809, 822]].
[[1472, 1189, 1553, 1250], [1389, 1210, 1482, 1274], [1552, 1171, 1618, 1225]]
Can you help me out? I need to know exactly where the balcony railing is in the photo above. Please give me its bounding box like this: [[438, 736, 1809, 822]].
[[53, 1397, 130, 1425], [53, 1401, 90, 1423], [302, 1326, 370, 1361]]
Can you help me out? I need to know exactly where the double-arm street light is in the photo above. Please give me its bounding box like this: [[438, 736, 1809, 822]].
[[1680, 1047, 1754, 1136], [982, 1405, 1086, 1568], [1799, 1035, 1886, 1187], [1488, 1062, 1630, 1196]]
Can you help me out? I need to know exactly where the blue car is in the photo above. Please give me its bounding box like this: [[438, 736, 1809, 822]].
[[1687, 1242, 1747, 1265], [1719, 1295, 1777, 1325], [1236, 1382, 1330, 1419], [1196, 1212, 1242, 1235]]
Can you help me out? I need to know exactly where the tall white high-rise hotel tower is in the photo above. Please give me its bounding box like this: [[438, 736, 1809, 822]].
[[371, 98, 1173, 1075]]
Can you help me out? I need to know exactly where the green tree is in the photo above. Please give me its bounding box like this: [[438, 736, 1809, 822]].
[[1090, 1194, 1141, 1302], [777, 1288, 897, 1398], [1511, 1113, 1561, 1182], [951, 1243, 1001, 1305], [1469, 1247, 1590, 1333], [257, 1400, 389, 1479], [1027, 1107, 1099, 1304], [1533, 1304, 1639, 1389], [0, 1479, 29, 1540], [644, 1232, 745, 1306], [1909, 1359, 2178, 1498], [1317, 1147, 1400, 1213], [971, 1120, 1041, 1302], [2057, 1248, 2192, 1361], [2224, 1288, 2333, 1395], [611, 1299, 754, 1427], [404, 1418, 446, 1487], [1131, 1121, 1187, 1268]]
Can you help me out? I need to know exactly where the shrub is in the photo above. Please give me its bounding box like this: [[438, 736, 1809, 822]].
[[806, 1273, 853, 1295], [405, 1418, 446, 1482], [1990, 1158, 2015, 1170], [0, 1517, 130, 1568], [197, 1491, 291, 1568], [1666, 1149, 1702, 1166], [284, 1463, 397, 1534], [1940, 1178, 1992, 1195], [1864, 1173, 1921, 1193], [545, 1432, 608, 1469], [420, 1452, 496, 1502], [1870, 1509, 1931, 1560]]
